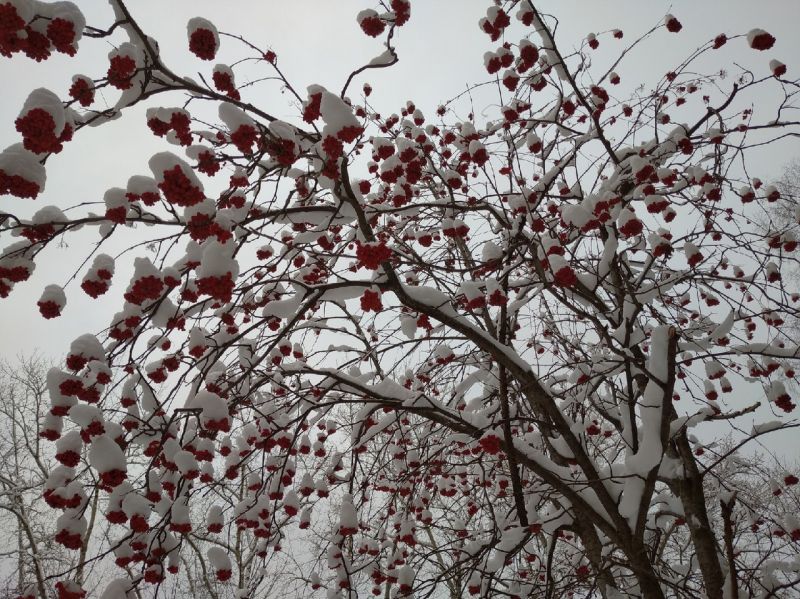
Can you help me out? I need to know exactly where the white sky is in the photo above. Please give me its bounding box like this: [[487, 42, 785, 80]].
[[0, 1, 798, 458]]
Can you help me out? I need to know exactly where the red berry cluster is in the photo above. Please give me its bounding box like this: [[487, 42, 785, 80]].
[[302, 92, 322, 123], [189, 28, 217, 60], [123, 275, 164, 305], [212, 70, 240, 100], [391, 0, 411, 26], [68, 77, 94, 107], [55, 448, 80, 467], [0, 265, 30, 297], [322, 135, 344, 160], [0, 169, 40, 198], [356, 241, 392, 269], [203, 416, 231, 433], [775, 392, 796, 413], [37, 299, 62, 319], [80, 278, 109, 298], [15, 108, 65, 154], [54, 529, 83, 550], [99, 469, 127, 488], [480, 8, 510, 42], [553, 265, 577, 288], [148, 110, 192, 146], [105, 206, 126, 224], [230, 124, 258, 154], [359, 13, 385, 38], [197, 273, 235, 303], [158, 165, 205, 206], [665, 16, 682, 33], [487, 289, 507, 307], [750, 31, 775, 51], [619, 215, 643, 238], [266, 137, 298, 167], [187, 213, 231, 243], [360, 289, 383, 312], [107, 54, 137, 90], [1, 5, 79, 60], [478, 434, 503, 455], [195, 150, 220, 176], [46, 18, 78, 55]]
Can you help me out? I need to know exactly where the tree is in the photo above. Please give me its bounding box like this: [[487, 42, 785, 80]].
[[0, 355, 297, 599], [773, 160, 800, 288], [0, 356, 103, 598], [753, 158, 800, 339], [0, 1, 799, 598], [775, 159, 800, 223]]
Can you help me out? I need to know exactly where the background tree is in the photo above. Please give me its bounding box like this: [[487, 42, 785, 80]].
[[775, 159, 800, 224], [769, 158, 800, 335], [0, 356, 103, 598], [0, 355, 296, 597], [0, 1, 799, 598]]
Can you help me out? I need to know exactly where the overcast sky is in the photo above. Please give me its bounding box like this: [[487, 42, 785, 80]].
[[0, 1, 798, 458]]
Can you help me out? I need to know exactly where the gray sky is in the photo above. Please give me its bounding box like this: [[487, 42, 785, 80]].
[[1, 1, 798, 458]]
